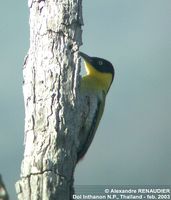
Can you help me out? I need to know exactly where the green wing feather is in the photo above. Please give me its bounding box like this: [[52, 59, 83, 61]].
[[77, 94, 105, 162]]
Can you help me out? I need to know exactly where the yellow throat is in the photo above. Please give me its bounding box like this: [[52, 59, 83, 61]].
[[84, 60, 113, 92]]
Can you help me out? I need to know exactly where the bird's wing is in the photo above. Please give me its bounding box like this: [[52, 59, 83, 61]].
[[77, 93, 105, 162]]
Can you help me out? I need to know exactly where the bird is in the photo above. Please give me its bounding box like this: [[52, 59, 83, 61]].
[[77, 52, 114, 163]]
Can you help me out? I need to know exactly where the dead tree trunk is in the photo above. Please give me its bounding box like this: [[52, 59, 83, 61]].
[[15, 0, 83, 199]]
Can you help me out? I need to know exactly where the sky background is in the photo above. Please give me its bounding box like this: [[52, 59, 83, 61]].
[[0, 0, 171, 199]]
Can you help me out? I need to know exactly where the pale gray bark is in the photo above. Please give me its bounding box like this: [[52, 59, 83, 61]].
[[0, 174, 9, 200], [15, 0, 83, 199]]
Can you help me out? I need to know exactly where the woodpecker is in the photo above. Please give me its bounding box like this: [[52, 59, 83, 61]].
[[77, 52, 114, 162]]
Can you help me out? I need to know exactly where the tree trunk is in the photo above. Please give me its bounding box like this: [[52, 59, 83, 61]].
[[15, 0, 83, 199]]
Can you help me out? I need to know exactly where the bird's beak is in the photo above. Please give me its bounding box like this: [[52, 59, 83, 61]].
[[79, 52, 94, 75], [79, 52, 93, 64]]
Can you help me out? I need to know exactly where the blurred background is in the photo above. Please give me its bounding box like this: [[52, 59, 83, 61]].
[[0, 0, 170, 199]]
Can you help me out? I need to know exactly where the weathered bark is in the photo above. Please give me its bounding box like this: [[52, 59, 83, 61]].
[[16, 0, 83, 199], [0, 175, 9, 200]]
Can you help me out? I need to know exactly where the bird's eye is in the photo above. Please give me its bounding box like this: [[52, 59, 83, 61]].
[[98, 61, 103, 65]]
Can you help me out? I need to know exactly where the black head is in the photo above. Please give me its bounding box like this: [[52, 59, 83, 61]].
[[79, 52, 115, 82]]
